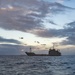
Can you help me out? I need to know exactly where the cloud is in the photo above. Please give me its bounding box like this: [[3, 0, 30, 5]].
[[0, 0, 74, 32], [0, 37, 21, 44], [49, 2, 75, 15], [56, 0, 64, 3], [60, 21, 75, 45], [30, 20, 75, 45], [0, 43, 74, 55], [0, 0, 75, 46], [61, 36, 75, 45], [0, 43, 42, 55], [61, 47, 75, 55], [48, 20, 57, 25], [56, 0, 71, 3], [30, 28, 64, 38], [67, 21, 75, 27], [0, 44, 23, 55]]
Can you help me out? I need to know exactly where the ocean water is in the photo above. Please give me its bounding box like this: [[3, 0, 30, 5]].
[[0, 55, 75, 75]]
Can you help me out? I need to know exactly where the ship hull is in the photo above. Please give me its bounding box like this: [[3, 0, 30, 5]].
[[25, 52, 61, 56]]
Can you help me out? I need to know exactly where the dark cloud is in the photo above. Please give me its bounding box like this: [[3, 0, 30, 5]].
[[61, 47, 75, 55], [0, 44, 23, 55], [48, 20, 57, 25], [31, 20, 75, 45], [67, 21, 75, 27], [60, 21, 75, 45], [0, 43, 74, 55], [61, 36, 75, 45], [31, 29, 63, 38], [0, 0, 74, 32], [48, 2, 75, 14], [0, 37, 21, 44], [67, 0, 71, 1], [0, 44, 42, 55], [0, 0, 75, 46]]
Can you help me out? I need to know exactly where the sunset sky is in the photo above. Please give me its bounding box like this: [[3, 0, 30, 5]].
[[0, 0, 75, 55]]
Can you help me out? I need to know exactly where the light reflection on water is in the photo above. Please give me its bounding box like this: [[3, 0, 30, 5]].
[[0, 55, 75, 75]]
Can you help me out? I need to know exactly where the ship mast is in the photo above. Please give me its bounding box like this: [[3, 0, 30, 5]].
[[52, 43, 57, 49], [30, 46, 32, 52], [52, 43, 54, 49]]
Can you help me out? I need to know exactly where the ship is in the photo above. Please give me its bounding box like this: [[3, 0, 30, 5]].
[[25, 43, 61, 56]]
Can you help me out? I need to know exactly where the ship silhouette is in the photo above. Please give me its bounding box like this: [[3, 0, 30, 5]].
[[25, 43, 61, 56]]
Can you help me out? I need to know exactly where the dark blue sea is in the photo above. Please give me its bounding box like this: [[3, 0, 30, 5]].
[[0, 55, 75, 75]]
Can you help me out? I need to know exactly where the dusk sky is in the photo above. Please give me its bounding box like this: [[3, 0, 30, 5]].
[[0, 0, 75, 55]]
